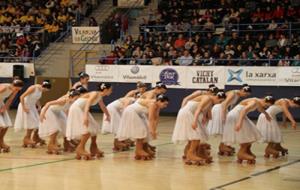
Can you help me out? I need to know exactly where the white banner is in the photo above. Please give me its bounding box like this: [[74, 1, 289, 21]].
[[86, 65, 118, 82], [277, 67, 300, 86], [86, 65, 300, 87], [117, 65, 153, 83], [185, 66, 226, 89], [118, 0, 144, 7], [0, 63, 35, 78], [225, 67, 279, 86], [72, 27, 100, 44]]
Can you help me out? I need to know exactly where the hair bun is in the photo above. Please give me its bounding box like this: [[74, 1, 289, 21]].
[[156, 94, 169, 102]]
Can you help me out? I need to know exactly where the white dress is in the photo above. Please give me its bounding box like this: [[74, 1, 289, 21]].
[[172, 101, 209, 144], [38, 100, 71, 138], [222, 104, 262, 144], [14, 86, 42, 131], [101, 98, 135, 135], [207, 90, 240, 136], [66, 95, 102, 140], [116, 102, 150, 142], [0, 84, 13, 128], [256, 105, 283, 143]]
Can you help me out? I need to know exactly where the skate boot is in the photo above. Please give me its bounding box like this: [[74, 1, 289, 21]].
[[75, 149, 92, 160], [197, 145, 213, 164], [23, 137, 36, 148], [135, 150, 152, 160], [264, 146, 280, 158], [185, 153, 206, 166], [113, 140, 130, 152], [0, 142, 10, 153], [218, 143, 234, 156], [237, 152, 256, 164], [63, 139, 75, 152], [33, 133, 46, 146], [47, 145, 62, 155], [90, 144, 104, 159]]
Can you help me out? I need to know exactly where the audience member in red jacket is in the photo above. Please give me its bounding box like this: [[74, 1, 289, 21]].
[[174, 34, 186, 50], [273, 5, 284, 20]]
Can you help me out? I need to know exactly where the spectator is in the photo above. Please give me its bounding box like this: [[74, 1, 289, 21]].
[[174, 34, 186, 50], [178, 50, 193, 66], [89, 17, 98, 26]]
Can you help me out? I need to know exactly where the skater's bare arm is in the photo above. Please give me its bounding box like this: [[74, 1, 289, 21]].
[[221, 92, 234, 120], [20, 86, 35, 112], [235, 102, 256, 131], [181, 91, 202, 108], [3, 91, 18, 111], [148, 104, 158, 139], [0, 85, 6, 93], [192, 97, 209, 129], [99, 99, 110, 122], [40, 98, 66, 121], [281, 103, 296, 129], [125, 89, 138, 98]]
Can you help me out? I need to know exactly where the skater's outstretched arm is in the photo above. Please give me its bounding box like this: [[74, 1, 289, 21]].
[[148, 103, 159, 139], [125, 89, 139, 98], [98, 99, 110, 122], [192, 97, 210, 129], [281, 102, 297, 129], [221, 92, 234, 122], [40, 98, 66, 122], [235, 101, 256, 131], [20, 86, 36, 113], [1, 91, 18, 113], [181, 90, 203, 108]]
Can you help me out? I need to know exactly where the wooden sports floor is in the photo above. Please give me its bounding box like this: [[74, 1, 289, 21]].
[[1, 111, 300, 190]]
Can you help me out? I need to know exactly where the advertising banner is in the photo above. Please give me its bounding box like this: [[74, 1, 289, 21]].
[[72, 27, 100, 44], [0, 63, 35, 78]]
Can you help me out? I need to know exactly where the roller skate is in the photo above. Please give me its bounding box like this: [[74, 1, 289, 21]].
[[22, 138, 36, 148], [143, 144, 156, 158], [147, 143, 156, 152], [197, 145, 213, 164], [264, 146, 279, 158], [237, 152, 256, 164], [90, 144, 104, 159], [218, 144, 234, 156], [63, 139, 75, 152], [135, 150, 152, 160], [275, 143, 288, 156], [0, 143, 10, 153], [185, 154, 206, 166], [47, 145, 62, 155], [75, 149, 92, 160], [33, 133, 46, 146], [200, 143, 211, 150], [124, 139, 135, 147], [113, 140, 130, 152], [228, 145, 236, 153]]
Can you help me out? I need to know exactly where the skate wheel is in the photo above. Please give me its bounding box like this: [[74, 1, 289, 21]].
[[264, 154, 270, 158], [75, 155, 81, 160], [135, 155, 141, 160], [22, 144, 28, 148], [218, 152, 224, 156], [273, 154, 279, 159], [112, 147, 119, 152], [182, 155, 187, 160], [247, 160, 255, 164], [96, 153, 104, 158], [185, 161, 192, 165], [83, 156, 90, 160], [3, 148, 10, 153], [237, 159, 243, 164], [46, 150, 53, 154]]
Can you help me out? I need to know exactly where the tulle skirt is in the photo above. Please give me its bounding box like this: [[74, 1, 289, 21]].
[[14, 103, 39, 131], [38, 107, 67, 138], [172, 107, 208, 144], [256, 113, 282, 143], [66, 101, 100, 140], [116, 104, 149, 142], [207, 104, 224, 136], [101, 100, 122, 135], [222, 105, 262, 144], [0, 101, 12, 128]]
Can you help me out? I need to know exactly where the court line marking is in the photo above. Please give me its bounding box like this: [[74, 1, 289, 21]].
[[0, 142, 172, 173], [210, 159, 300, 190]]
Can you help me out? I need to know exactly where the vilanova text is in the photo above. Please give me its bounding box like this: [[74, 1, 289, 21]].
[[192, 70, 218, 83]]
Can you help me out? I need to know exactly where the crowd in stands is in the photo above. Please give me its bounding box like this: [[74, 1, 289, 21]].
[[100, 0, 300, 66], [0, 0, 95, 62]]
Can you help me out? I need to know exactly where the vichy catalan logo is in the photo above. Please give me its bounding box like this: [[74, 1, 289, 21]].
[[227, 69, 243, 82]]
